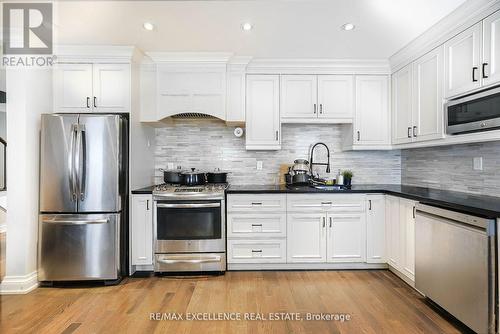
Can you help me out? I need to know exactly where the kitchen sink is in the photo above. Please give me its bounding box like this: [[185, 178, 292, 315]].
[[310, 184, 349, 191]]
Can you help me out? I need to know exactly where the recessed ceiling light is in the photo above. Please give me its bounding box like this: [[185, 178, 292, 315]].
[[143, 22, 155, 31], [241, 22, 253, 31], [341, 23, 355, 31]]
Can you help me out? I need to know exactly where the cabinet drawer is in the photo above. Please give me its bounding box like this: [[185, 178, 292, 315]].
[[227, 239, 286, 263], [287, 194, 365, 213], [227, 213, 286, 238], [227, 194, 286, 213]]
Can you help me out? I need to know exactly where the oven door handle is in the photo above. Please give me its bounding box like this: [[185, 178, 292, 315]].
[[157, 256, 222, 264], [156, 203, 220, 209]]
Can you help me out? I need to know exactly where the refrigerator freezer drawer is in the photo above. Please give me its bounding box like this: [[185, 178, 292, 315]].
[[38, 213, 120, 281]]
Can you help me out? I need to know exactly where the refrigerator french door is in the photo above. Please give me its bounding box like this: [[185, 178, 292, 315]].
[[39, 114, 127, 282]]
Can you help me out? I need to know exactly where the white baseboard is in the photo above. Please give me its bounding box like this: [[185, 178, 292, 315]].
[[228, 262, 388, 271], [0, 271, 38, 295]]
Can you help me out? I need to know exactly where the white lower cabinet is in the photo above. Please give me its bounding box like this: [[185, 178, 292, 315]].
[[227, 239, 286, 263], [130, 194, 153, 266], [287, 213, 327, 263], [385, 195, 416, 282], [327, 213, 366, 263], [227, 194, 287, 267], [366, 195, 386, 263], [286, 194, 366, 264]]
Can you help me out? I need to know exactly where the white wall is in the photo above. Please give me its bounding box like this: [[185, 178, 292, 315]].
[[0, 68, 52, 294]]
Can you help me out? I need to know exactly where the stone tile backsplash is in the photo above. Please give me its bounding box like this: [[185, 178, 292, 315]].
[[155, 120, 402, 185], [401, 141, 500, 196]]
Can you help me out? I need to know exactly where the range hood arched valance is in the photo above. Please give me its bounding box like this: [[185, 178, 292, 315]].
[[139, 52, 252, 126]]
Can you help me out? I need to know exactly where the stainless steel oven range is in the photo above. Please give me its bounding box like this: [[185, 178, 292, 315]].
[[153, 183, 227, 273]]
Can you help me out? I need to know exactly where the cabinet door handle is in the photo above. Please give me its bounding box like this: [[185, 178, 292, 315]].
[[93, 96, 97, 108], [322, 217, 326, 228], [413, 206, 416, 219], [329, 217, 332, 228], [482, 63, 489, 79], [275, 130, 279, 141], [313, 103, 317, 114], [86, 97, 90, 108], [407, 127, 412, 138], [368, 199, 372, 210], [251, 224, 263, 227], [413, 126, 417, 137], [319, 104, 323, 114], [146, 199, 149, 211], [357, 131, 360, 141], [251, 250, 262, 253], [472, 67, 478, 82]]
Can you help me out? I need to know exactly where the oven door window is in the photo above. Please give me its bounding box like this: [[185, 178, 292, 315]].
[[156, 201, 221, 240]]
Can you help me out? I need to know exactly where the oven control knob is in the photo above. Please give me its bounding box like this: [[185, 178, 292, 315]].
[[481, 122, 487, 127]]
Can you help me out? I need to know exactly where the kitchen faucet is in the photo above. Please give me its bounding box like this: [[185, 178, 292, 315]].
[[309, 142, 331, 176]]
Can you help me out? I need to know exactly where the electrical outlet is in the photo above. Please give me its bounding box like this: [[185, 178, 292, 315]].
[[256, 161, 263, 170], [473, 157, 483, 171], [167, 162, 174, 170]]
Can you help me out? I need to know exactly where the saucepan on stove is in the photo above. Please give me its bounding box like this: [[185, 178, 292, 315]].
[[182, 168, 207, 186], [160, 166, 184, 184], [206, 168, 229, 183]]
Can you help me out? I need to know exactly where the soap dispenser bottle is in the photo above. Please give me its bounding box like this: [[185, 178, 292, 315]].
[[337, 169, 344, 185]]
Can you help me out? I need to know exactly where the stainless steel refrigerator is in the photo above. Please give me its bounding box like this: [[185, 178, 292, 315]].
[[39, 114, 128, 283]]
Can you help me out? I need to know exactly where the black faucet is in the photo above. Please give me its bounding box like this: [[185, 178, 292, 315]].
[[309, 142, 331, 176]]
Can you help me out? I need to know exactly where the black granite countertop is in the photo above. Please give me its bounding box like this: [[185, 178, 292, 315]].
[[132, 184, 500, 218], [131, 185, 156, 194]]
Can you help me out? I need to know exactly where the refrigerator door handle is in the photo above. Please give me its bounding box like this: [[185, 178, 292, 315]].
[[76, 125, 87, 202], [68, 124, 78, 201], [42, 218, 109, 225]]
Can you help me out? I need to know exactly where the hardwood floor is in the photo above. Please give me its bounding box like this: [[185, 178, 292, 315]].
[[0, 270, 468, 334]]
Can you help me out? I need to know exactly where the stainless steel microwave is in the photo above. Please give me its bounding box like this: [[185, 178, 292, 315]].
[[446, 86, 500, 135]]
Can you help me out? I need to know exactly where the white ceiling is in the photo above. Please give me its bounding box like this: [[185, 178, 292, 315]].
[[53, 0, 468, 59]]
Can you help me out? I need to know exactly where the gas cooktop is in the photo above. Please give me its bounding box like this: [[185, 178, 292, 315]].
[[153, 183, 228, 200]]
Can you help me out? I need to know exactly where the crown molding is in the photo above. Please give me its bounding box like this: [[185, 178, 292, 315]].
[[389, 0, 500, 73], [146, 52, 234, 64], [54, 45, 137, 63], [246, 58, 391, 74]]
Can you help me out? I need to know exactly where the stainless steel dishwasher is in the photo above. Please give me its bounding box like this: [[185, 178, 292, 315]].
[[415, 203, 497, 334]]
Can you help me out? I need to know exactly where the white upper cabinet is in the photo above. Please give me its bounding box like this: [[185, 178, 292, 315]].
[[54, 63, 94, 113], [412, 46, 444, 142], [281, 75, 317, 119], [54, 62, 130, 113], [366, 195, 386, 264], [92, 64, 130, 113], [280, 75, 354, 123], [318, 75, 354, 120], [392, 64, 413, 144], [444, 22, 482, 98], [354, 75, 390, 146], [245, 75, 281, 150], [482, 10, 500, 87]]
